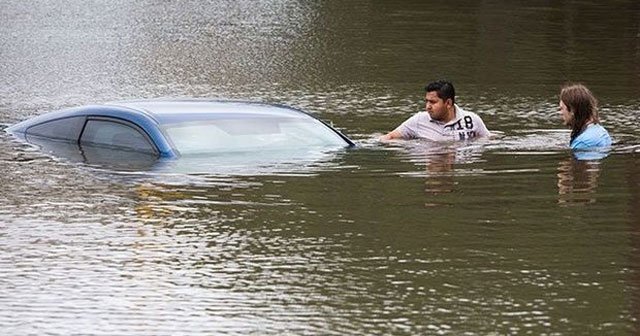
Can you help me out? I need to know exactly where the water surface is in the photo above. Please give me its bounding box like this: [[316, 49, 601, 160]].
[[1, 1, 639, 334]]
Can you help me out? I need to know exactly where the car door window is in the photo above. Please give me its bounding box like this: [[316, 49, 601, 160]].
[[26, 116, 85, 141], [80, 119, 157, 154]]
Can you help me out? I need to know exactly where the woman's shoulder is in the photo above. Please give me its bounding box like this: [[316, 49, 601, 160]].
[[570, 124, 612, 149]]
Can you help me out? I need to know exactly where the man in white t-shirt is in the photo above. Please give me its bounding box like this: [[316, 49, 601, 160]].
[[380, 80, 491, 141]]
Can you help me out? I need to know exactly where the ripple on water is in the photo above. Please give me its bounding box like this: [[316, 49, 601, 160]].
[[1, 0, 639, 334]]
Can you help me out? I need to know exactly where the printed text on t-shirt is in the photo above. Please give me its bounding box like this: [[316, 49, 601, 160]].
[[446, 116, 476, 140]]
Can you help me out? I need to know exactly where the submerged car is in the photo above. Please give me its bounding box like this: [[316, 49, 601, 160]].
[[6, 99, 355, 164]]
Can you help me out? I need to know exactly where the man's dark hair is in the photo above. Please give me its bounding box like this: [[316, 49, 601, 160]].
[[425, 80, 455, 104]]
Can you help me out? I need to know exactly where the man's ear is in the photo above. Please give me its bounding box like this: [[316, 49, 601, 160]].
[[445, 98, 454, 108]]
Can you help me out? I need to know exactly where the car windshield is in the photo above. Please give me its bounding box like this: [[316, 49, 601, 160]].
[[162, 117, 348, 155]]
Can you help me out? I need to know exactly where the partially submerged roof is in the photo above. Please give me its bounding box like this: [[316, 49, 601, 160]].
[[108, 99, 313, 125]]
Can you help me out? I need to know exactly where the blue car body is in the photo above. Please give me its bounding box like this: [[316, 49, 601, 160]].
[[6, 99, 355, 161]]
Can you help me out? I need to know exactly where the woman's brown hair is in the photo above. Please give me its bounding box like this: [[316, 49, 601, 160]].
[[560, 83, 599, 143]]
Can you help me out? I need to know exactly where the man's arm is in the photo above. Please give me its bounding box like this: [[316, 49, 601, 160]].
[[379, 112, 422, 141], [473, 114, 492, 138], [379, 129, 404, 141]]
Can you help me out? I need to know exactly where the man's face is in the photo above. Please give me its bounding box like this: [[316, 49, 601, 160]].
[[559, 100, 572, 126], [425, 91, 451, 122]]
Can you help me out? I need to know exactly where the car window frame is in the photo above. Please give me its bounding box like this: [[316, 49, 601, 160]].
[[79, 116, 160, 156], [25, 116, 88, 142]]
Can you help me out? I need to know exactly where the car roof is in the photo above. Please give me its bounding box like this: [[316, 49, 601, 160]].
[[6, 99, 354, 160], [107, 99, 316, 125]]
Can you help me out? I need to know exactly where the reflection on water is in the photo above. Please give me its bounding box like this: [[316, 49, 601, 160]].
[[156, 148, 348, 176], [7, 129, 350, 175], [424, 151, 457, 198], [390, 141, 486, 201], [557, 157, 602, 205]]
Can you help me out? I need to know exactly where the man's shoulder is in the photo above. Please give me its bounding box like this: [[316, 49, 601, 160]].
[[456, 105, 483, 119], [454, 106, 488, 127], [404, 111, 432, 123]]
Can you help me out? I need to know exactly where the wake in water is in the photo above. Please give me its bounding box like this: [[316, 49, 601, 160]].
[[366, 126, 639, 164]]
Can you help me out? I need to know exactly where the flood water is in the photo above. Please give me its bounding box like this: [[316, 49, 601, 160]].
[[1, 1, 639, 334]]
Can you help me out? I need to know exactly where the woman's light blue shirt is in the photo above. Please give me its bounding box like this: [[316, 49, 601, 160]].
[[570, 123, 612, 149]]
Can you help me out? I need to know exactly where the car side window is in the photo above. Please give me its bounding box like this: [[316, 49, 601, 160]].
[[26, 116, 85, 141], [80, 119, 157, 154]]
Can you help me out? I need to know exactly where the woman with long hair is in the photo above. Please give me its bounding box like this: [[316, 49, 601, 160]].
[[559, 83, 612, 149]]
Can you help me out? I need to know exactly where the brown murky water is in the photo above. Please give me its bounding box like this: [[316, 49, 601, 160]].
[[1, 1, 639, 334]]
